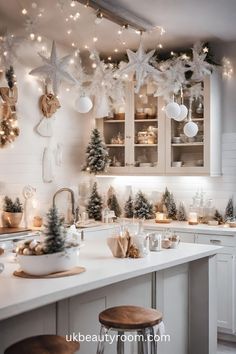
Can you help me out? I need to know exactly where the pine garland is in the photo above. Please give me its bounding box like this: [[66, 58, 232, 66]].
[[87, 182, 103, 221], [124, 195, 134, 218], [44, 206, 65, 254], [83, 128, 110, 174], [134, 191, 154, 220]]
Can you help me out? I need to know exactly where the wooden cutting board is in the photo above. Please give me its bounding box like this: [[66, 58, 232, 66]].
[[0, 227, 31, 235]]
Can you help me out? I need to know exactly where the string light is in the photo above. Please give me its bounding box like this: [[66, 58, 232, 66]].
[[67, 29, 72, 35], [222, 57, 233, 79], [70, 1, 76, 7], [118, 29, 122, 35], [37, 36, 42, 42], [30, 33, 35, 40], [22, 8, 27, 15], [92, 63, 97, 68], [158, 44, 163, 49], [114, 48, 118, 53], [108, 56, 112, 61], [84, 45, 89, 49], [71, 42, 75, 47], [93, 37, 98, 42]]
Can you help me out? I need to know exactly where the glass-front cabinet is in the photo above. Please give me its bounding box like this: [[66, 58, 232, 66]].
[[96, 82, 165, 175], [96, 71, 221, 176]]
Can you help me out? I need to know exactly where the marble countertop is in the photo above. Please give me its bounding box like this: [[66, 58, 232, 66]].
[[0, 234, 219, 321]]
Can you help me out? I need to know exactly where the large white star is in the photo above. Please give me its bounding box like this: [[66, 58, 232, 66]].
[[29, 41, 77, 95], [118, 43, 161, 93]]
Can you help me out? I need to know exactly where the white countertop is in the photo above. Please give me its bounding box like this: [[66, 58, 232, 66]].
[[0, 234, 219, 321], [143, 220, 236, 236]]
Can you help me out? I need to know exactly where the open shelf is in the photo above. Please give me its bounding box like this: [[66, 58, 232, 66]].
[[106, 144, 125, 147], [104, 120, 125, 123], [134, 118, 158, 122], [171, 142, 204, 147], [135, 144, 158, 147]]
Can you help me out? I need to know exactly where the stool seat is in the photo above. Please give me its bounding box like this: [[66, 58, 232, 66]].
[[5, 335, 80, 354], [99, 305, 162, 330]]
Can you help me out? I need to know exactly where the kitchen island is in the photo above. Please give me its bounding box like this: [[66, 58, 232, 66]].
[[0, 231, 219, 354]]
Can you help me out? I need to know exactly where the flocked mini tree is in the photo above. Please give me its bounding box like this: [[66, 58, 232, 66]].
[[177, 202, 187, 221], [124, 195, 134, 218], [134, 191, 154, 220], [225, 197, 234, 221], [214, 209, 224, 224], [83, 128, 110, 174], [167, 193, 177, 220], [107, 187, 122, 218], [87, 182, 103, 221], [44, 206, 65, 254]]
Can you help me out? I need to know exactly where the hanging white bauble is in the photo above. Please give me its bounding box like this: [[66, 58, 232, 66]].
[[165, 102, 181, 119], [174, 104, 188, 122], [75, 96, 93, 114], [184, 121, 199, 138]]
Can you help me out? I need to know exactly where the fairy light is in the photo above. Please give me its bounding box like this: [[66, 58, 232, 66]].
[[171, 51, 175, 56], [70, 58, 75, 64], [3, 51, 8, 56], [66, 88, 70, 92], [160, 27, 166, 35], [84, 45, 89, 49], [222, 57, 233, 79], [118, 29, 122, 35], [92, 63, 97, 68], [22, 8, 27, 15], [93, 37, 98, 42], [114, 48, 118, 53], [71, 42, 75, 47], [122, 41, 126, 45], [158, 44, 163, 49], [37, 36, 42, 42], [70, 1, 76, 7], [30, 33, 35, 40], [31, 2, 37, 9], [67, 29, 72, 35], [108, 56, 112, 61]]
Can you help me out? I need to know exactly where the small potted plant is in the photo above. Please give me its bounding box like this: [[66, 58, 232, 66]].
[[16, 206, 80, 276], [2, 196, 23, 228]]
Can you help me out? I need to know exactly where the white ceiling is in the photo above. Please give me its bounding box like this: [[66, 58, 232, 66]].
[[0, 0, 235, 58]]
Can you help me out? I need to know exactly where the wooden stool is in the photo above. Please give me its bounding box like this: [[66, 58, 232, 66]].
[[4, 335, 80, 354], [97, 305, 163, 354]]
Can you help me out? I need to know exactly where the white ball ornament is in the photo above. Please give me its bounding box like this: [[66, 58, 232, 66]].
[[184, 121, 199, 138], [174, 104, 188, 121], [75, 96, 93, 114], [165, 102, 181, 119]]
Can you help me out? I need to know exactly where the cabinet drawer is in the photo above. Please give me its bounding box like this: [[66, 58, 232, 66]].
[[196, 233, 236, 248]]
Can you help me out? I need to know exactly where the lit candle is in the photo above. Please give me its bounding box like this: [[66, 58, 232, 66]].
[[156, 212, 164, 221], [188, 212, 198, 225]]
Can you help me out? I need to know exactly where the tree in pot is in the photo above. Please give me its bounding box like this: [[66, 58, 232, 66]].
[[2, 196, 23, 228]]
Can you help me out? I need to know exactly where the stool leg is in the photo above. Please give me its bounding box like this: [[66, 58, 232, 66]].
[[117, 331, 124, 354], [96, 325, 108, 354], [150, 327, 157, 354], [141, 329, 148, 354]]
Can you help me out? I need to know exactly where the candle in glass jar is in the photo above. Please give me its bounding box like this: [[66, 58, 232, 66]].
[[188, 212, 198, 224], [156, 212, 164, 221]]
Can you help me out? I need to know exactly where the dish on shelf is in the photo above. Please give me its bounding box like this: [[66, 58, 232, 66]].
[[172, 161, 183, 167], [172, 136, 182, 144], [139, 162, 152, 167], [113, 113, 125, 120]]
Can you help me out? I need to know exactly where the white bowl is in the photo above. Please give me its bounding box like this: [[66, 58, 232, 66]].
[[17, 247, 80, 276], [172, 161, 182, 167]]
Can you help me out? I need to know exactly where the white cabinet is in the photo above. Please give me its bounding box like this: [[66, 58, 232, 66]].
[[96, 71, 221, 176], [0, 304, 56, 353], [196, 234, 236, 334], [57, 274, 152, 354]]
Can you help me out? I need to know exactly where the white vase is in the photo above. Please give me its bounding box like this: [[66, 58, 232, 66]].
[[17, 246, 79, 276]]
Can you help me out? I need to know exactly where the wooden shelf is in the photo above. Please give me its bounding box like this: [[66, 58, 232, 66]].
[[106, 144, 125, 147], [104, 120, 125, 123], [171, 142, 204, 147], [134, 144, 158, 147], [134, 118, 158, 122]]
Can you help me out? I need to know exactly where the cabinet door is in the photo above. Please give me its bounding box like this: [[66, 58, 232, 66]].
[[177, 231, 195, 243], [195, 235, 236, 333], [217, 253, 235, 333]]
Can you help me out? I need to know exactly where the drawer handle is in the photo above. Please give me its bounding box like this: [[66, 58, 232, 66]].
[[210, 239, 221, 244]]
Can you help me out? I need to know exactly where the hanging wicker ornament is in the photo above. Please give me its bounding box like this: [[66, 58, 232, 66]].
[[39, 93, 61, 118], [36, 93, 61, 137]]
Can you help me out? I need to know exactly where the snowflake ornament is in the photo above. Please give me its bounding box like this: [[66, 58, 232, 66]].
[[29, 41, 77, 95], [118, 43, 161, 93]]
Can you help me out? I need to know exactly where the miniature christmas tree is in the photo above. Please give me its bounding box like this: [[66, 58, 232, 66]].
[[87, 182, 103, 221], [5, 66, 15, 89], [124, 195, 134, 218], [83, 128, 110, 174], [134, 191, 154, 220], [214, 209, 224, 225], [177, 202, 187, 221], [44, 206, 65, 254], [3, 196, 23, 213], [167, 193, 177, 220], [107, 187, 122, 218], [225, 197, 234, 221], [161, 187, 171, 213]]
